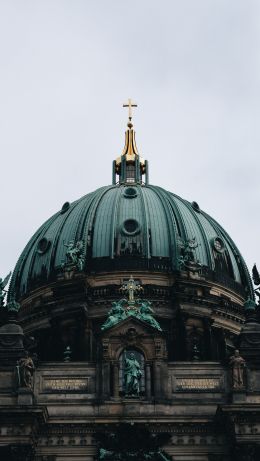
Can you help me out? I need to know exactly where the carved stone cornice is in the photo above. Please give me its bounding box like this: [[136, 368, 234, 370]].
[[217, 404, 260, 444], [0, 405, 48, 443]]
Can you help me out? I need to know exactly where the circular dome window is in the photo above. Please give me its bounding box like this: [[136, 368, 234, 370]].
[[122, 219, 140, 236], [212, 237, 225, 254], [192, 201, 200, 212], [37, 238, 51, 254], [60, 201, 70, 214], [124, 187, 137, 198]]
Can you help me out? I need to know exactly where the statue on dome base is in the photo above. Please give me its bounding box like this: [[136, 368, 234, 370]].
[[252, 264, 260, 305], [178, 238, 201, 272], [0, 272, 11, 307], [62, 240, 85, 271], [6, 299, 20, 313]]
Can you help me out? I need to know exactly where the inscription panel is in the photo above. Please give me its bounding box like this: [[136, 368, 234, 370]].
[[42, 377, 89, 392], [175, 377, 220, 391]]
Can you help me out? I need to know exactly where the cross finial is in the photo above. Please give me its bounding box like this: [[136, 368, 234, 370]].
[[123, 98, 137, 126], [119, 276, 143, 303]]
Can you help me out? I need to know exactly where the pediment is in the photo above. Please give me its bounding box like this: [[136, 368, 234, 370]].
[[101, 315, 163, 338]]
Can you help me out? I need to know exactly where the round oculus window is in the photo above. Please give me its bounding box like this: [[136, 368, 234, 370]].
[[212, 237, 225, 253], [60, 201, 70, 214], [192, 201, 200, 212], [124, 187, 137, 198], [122, 219, 140, 236], [37, 237, 51, 254]]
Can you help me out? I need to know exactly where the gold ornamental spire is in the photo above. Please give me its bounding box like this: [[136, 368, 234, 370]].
[[113, 99, 147, 185], [120, 98, 140, 158]]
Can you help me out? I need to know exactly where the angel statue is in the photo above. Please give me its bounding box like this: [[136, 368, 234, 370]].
[[63, 240, 85, 271], [252, 264, 260, 303], [183, 238, 198, 263], [178, 237, 201, 271], [0, 272, 11, 307]]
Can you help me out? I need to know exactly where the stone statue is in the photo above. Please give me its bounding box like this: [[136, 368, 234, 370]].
[[96, 424, 172, 461], [178, 238, 201, 272], [16, 351, 35, 389], [63, 240, 85, 271], [101, 300, 127, 330], [252, 264, 260, 303], [101, 297, 162, 332], [137, 300, 162, 331], [183, 238, 198, 262], [6, 299, 20, 313], [252, 264, 260, 286], [229, 349, 246, 390], [124, 352, 142, 396], [99, 448, 114, 460], [0, 272, 11, 307]]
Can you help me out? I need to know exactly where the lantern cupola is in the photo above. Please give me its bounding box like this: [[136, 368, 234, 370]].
[[112, 99, 149, 184]]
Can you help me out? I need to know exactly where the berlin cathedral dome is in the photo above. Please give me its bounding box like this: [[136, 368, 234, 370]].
[[10, 166, 253, 300], [1, 102, 260, 461]]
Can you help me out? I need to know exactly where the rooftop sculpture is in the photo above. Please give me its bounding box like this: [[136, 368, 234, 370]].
[[101, 278, 161, 331], [62, 240, 85, 272], [252, 264, 260, 304], [0, 272, 11, 307], [178, 238, 201, 272]]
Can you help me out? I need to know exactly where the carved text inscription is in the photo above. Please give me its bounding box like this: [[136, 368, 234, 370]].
[[44, 378, 88, 391], [176, 378, 220, 391]]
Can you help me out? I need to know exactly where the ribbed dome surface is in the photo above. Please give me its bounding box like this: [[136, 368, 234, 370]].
[[10, 184, 253, 299]]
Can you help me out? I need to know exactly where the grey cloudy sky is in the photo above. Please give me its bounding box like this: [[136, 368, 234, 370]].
[[1, 0, 259, 281]]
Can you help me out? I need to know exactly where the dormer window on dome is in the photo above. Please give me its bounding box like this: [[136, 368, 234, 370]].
[[112, 99, 149, 185]]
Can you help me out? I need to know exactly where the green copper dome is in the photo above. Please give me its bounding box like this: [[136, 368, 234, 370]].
[[9, 183, 253, 300], [8, 116, 253, 301]]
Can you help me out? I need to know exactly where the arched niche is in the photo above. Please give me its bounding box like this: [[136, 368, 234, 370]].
[[100, 317, 168, 400]]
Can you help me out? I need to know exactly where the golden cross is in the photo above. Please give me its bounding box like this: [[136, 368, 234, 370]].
[[123, 98, 137, 120]]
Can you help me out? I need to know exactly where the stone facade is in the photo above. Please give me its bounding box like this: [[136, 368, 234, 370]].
[[0, 268, 260, 460]]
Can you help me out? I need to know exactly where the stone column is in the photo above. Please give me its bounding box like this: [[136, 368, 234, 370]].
[[145, 363, 151, 399], [204, 318, 213, 360], [160, 362, 169, 398], [113, 361, 119, 398], [84, 319, 93, 361], [153, 361, 161, 398], [102, 362, 111, 399]]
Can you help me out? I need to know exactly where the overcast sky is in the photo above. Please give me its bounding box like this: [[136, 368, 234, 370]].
[[1, 1, 259, 284]]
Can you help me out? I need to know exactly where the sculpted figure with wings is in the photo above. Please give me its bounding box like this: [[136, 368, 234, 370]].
[[252, 264, 260, 302], [0, 272, 12, 307]]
